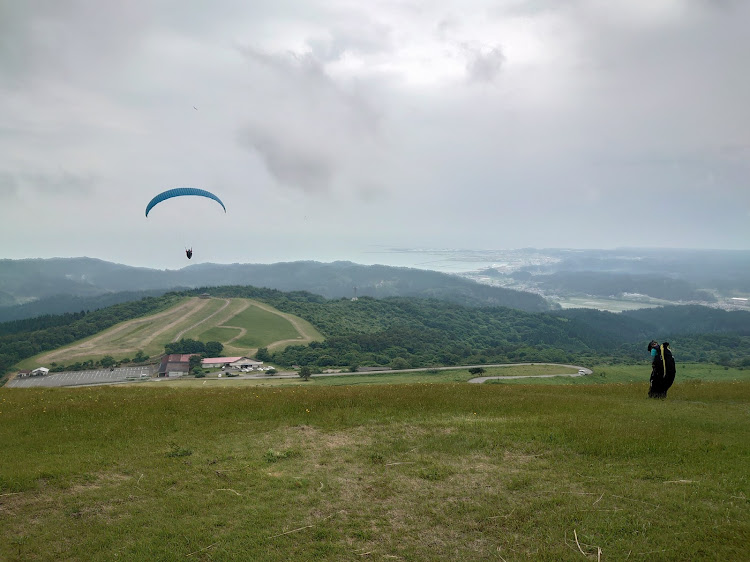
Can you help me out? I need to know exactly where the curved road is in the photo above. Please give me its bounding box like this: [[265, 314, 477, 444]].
[[229, 363, 592, 382], [466, 363, 592, 383]]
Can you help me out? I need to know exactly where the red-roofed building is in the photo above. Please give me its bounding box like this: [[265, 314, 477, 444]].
[[158, 354, 198, 377]]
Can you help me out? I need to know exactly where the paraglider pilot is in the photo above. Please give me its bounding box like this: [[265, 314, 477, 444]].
[[648, 340, 676, 399], [186, 248, 193, 260]]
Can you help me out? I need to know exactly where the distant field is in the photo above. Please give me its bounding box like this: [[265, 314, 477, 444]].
[[1, 381, 748, 560], [553, 296, 671, 312], [190, 301, 306, 353], [18, 297, 323, 369]]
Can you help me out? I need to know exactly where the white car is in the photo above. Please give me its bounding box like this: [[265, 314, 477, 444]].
[[578, 369, 586, 375]]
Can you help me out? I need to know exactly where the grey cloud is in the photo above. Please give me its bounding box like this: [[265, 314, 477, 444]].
[[234, 45, 385, 193], [0, 172, 20, 198], [306, 20, 393, 63], [436, 17, 459, 40], [26, 170, 96, 195], [238, 126, 334, 193], [0, 170, 96, 196], [356, 182, 387, 202], [237, 45, 380, 134], [0, 1, 147, 87], [491, 0, 578, 18], [465, 46, 506, 83]]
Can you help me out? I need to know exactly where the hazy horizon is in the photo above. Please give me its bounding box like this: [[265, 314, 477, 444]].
[[4, 245, 749, 274]]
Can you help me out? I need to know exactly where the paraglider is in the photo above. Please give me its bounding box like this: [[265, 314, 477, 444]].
[[145, 188, 226, 217], [145, 188, 226, 259]]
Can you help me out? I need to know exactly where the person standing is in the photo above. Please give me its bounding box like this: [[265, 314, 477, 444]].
[[648, 340, 676, 399], [648, 340, 665, 398]]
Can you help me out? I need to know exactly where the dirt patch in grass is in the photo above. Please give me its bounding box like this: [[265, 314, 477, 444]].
[[274, 425, 374, 456], [68, 472, 132, 494]]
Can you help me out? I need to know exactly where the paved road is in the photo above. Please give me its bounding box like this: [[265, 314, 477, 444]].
[[231, 363, 592, 382], [467, 364, 592, 383]]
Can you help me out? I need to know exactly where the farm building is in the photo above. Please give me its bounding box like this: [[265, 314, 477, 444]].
[[158, 354, 197, 377], [201, 356, 243, 370], [230, 358, 264, 370]]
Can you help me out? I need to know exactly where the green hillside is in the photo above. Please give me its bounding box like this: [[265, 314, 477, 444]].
[[15, 297, 322, 369]]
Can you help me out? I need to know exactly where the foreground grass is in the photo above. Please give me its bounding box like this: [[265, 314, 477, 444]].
[[1, 382, 748, 561]]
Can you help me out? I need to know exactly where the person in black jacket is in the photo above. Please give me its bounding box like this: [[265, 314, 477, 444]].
[[648, 340, 676, 399]]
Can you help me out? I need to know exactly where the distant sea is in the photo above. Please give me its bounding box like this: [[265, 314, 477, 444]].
[[354, 247, 560, 275]]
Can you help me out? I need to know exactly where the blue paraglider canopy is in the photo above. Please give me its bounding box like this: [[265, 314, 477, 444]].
[[145, 188, 226, 217]]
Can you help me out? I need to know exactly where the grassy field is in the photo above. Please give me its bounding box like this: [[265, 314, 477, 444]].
[[1, 380, 748, 561], [201, 302, 309, 352], [553, 296, 672, 312], [17, 298, 323, 369], [485, 363, 750, 386]]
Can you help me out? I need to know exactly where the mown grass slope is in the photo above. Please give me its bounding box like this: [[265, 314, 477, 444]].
[[17, 297, 323, 368], [1, 381, 748, 561]]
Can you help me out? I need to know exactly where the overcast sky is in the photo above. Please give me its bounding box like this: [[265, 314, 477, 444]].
[[1, 0, 748, 269]]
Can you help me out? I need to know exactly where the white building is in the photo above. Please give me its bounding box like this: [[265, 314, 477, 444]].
[[201, 356, 243, 370], [31, 367, 49, 376], [230, 357, 264, 370]]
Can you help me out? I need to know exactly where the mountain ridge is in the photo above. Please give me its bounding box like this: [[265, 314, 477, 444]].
[[0, 257, 552, 320]]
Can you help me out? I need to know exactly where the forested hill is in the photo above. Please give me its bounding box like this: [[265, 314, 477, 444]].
[[2, 287, 748, 380], [192, 287, 750, 369], [0, 258, 551, 320]]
